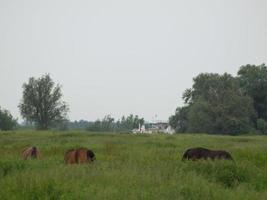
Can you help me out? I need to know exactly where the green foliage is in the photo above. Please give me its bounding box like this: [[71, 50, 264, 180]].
[[187, 96, 254, 135], [87, 115, 115, 132], [68, 120, 93, 130], [184, 73, 241, 104], [238, 64, 267, 120], [171, 64, 267, 134], [256, 119, 267, 134], [18, 74, 69, 130], [187, 99, 214, 133], [87, 114, 144, 132], [169, 107, 189, 132], [1, 131, 267, 199], [171, 73, 255, 134], [116, 114, 145, 131], [0, 107, 17, 130]]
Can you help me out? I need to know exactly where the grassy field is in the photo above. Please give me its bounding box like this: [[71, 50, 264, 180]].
[[0, 131, 267, 200]]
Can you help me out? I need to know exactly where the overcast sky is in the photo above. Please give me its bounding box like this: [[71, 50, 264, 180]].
[[0, 0, 267, 122]]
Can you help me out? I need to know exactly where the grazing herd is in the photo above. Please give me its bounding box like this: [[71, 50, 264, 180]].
[[21, 146, 234, 164], [22, 146, 95, 164]]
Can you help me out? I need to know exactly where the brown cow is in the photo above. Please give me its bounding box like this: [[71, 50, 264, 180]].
[[182, 147, 233, 161], [22, 146, 40, 160], [64, 148, 95, 164], [64, 149, 77, 164]]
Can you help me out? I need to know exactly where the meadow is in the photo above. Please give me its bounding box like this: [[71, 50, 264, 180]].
[[0, 131, 267, 200]]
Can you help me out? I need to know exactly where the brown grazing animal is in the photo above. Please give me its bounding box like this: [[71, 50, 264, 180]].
[[182, 147, 233, 161], [64, 148, 96, 164], [22, 146, 40, 160], [64, 149, 77, 164]]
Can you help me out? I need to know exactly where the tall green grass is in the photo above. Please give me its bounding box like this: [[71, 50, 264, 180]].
[[0, 131, 267, 199]]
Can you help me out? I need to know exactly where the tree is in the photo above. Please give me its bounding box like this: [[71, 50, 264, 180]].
[[187, 73, 255, 134], [87, 115, 115, 132], [186, 95, 254, 135], [238, 64, 267, 120], [101, 115, 115, 131], [87, 119, 102, 132], [0, 107, 17, 130], [68, 120, 93, 130], [171, 73, 256, 134], [116, 114, 144, 131], [18, 74, 69, 130], [256, 119, 267, 134], [183, 73, 242, 105], [87, 114, 145, 132], [169, 106, 189, 133]]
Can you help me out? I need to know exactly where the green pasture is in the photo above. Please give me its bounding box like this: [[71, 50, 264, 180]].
[[0, 131, 267, 200]]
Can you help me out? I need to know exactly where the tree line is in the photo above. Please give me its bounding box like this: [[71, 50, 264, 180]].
[[1, 64, 267, 135], [169, 64, 267, 135], [86, 114, 144, 132], [0, 73, 144, 131]]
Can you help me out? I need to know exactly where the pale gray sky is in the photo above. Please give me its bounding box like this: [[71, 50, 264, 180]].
[[0, 0, 267, 122]]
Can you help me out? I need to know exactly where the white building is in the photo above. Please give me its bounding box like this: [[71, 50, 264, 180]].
[[132, 122, 175, 134]]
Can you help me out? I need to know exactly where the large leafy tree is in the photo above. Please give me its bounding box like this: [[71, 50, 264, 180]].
[[171, 73, 256, 134], [19, 74, 69, 130], [188, 73, 255, 134], [0, 107, 17, 130], [238, 64, 267, 120]]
